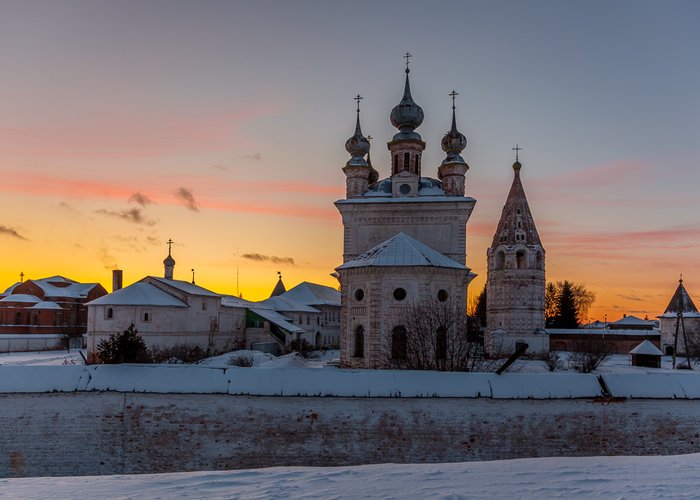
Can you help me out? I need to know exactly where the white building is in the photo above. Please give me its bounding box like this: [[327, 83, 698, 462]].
[[657, 277, 700, 355], [336, 62, 476, 368]]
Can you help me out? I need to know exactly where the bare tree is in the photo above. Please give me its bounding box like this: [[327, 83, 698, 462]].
[[570, 337, 613, 373], [382, 298, 497, 372]]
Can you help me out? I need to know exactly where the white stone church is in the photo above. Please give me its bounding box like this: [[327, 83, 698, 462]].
[[336, 59, 546, 368]]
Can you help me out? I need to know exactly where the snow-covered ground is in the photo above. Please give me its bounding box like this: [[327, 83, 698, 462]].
[[0, 348, 692, 374], [3, 454, 700, 498]]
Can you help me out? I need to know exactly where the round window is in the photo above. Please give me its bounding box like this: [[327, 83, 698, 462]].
[[354, 289, 364, 301], [437, 289, 448, 302], [399, 183, 411, 195], [393, 288, 407, 301]]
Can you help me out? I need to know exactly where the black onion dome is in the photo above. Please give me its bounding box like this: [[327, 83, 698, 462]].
[[163, 253, 175, 266], [390, 69, 424, 132], [345, 111, 370, 163], [441, 106, 467, 163]]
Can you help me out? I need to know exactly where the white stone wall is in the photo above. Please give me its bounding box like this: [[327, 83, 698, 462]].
[[340, 267, 469, 368], [659, 316, 700, 355], [336, 200, 475, 265]]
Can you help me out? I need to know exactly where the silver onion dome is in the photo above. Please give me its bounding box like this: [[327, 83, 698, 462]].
[[390, 68, 424, 135], [441, 93, 467, 164], [345, 96, 370, 166]]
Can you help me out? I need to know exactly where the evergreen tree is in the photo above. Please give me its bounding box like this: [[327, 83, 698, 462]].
[[552, 280, 579, 328], [474, 285, 487, 328], [97, 323, 150, 364]]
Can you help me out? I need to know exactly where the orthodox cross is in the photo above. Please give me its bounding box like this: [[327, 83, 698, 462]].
[[366, 135, 373, 143], [166, 238, 174, 254], [449, 90, 459, 109], [19, 271, 24, 283], [354, 94, 363, 113], [404, 52, 412, 69], [512, 144, 523, 162]]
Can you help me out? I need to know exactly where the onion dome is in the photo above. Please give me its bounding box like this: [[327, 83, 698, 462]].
[[366, 135, 379, 184], [390, 67, 424, 139], [163, 253, 175, 267], [512, 144, 523, 172], [345, 95, 370, 167], [441, 91, 467, 164]]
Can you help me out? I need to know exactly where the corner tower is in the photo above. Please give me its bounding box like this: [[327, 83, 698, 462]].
[[485, 151, 547, 355]]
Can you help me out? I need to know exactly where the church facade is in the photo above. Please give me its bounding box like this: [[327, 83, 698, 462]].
[[336, 62, 477, 368]]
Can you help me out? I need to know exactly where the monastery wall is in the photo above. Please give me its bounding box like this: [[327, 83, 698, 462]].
[[1, 393, 700, 478]]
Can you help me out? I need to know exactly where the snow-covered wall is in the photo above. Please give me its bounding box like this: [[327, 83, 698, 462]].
[[2, 393, 700, 478]]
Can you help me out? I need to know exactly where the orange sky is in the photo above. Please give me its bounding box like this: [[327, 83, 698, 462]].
[[1, 1, 699, 322]]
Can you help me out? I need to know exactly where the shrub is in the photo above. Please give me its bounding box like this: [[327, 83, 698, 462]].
[[544, 352, 562, 372], [287, 339, 314, 358], [228, 354, 254, 367], [149, 344, 207, 364], [97, 324, 150, 364]]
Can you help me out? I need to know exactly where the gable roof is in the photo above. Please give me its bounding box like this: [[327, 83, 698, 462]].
[[87, 282, 187, 307], [337, 232, 465, 270], [630, 340, 663, 356], [611, 315, 653, 326], [280, 282, 340, 307], [5, 276, 101, 299], [146, 277, 220, 297]]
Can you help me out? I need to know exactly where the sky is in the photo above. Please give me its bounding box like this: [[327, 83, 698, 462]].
[[0, 0, 699, 321]]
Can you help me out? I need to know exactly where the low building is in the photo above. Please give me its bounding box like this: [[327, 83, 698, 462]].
[[0, 276, 107, 352], [548, 328, 661, 355], [630, 340, 663, 368]]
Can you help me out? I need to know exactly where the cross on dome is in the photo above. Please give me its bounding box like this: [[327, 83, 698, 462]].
[[166, 238, 174, 254], [354, 94, 363, 112], [449, 90, 459, 109], [512, 144, 523, 162], [404, 51, 412, 71]]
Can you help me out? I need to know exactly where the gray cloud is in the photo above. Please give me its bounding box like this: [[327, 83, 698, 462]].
[[210, 164, 229, 172], [95, 208, 156, 226], [58, 201, 81, 214], [242, 253, 295, 265], [175, 187, 199, 212], [128, 192, 153, 207], [0, 225, 27, 241]]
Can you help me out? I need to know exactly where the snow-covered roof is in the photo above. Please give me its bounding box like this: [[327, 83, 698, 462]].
[[0, 294, 41, 303], [337, 232, 465, 270], [221, 295, 256, 308], [29, 301, 63, 310], [248, 307, 305, 334], [630, 340, 663, 356], [658, 280, 699, 318], [279, 282, 340, 307], [547, 328, 660, 337], [257, 295, 321, 313], [611, 315, 653, 326], [33, 276, 98, 298], [87, 283, 187, 307], [147, 277, 220, 297]]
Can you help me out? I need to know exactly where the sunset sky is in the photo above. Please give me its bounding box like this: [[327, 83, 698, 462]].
[[0, 0, 699, 322]]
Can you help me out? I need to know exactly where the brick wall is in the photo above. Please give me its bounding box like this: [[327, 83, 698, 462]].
[[2, 394, 700, 478]]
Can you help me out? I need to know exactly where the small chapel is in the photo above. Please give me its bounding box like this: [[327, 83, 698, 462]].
[[335, 56, 547, 367]]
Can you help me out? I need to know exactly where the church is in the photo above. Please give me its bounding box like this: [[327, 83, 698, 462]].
[[335, 57, 546, 368]]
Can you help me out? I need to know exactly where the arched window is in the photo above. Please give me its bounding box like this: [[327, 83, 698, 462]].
[[403, 152, 410, 171], [391, 326, 407, 360], [106, 308, 114, 320], [354, 325, 364, 358], [436, 327, 447, 361], [15, 312, 21, 325], [32, 313, 39, 325], [415, 154, 421, 173], [536, 252, 544, 270], [495, 251, 505, 270], [393, 154, 398, 174], [143, 312, 150, 322], [516, 251, 526, 269]]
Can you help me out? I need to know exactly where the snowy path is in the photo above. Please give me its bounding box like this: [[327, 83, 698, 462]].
[[1, 454, 699, 499]]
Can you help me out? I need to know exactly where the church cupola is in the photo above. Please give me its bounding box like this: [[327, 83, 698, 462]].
[[163, 238, 176, 280], [366, 135, 379, 185], [388, 53, 426, 185], [438, 91, 469, 196], [342, 95, 372, 198]]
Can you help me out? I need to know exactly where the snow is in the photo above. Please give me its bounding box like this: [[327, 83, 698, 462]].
[[0, 294, 40, 303], [338, 232, 465, 270], [277, 282, 340, 306], [87, 282, 187, 307], [546, 328, 660, 337], [5, 454, 700, 498], [248, 307, 306, 333], [610, 315, 654, 326], [148, 277, 220, 297], [630, 340, 663, 355], [28, 301, 63, 310]]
